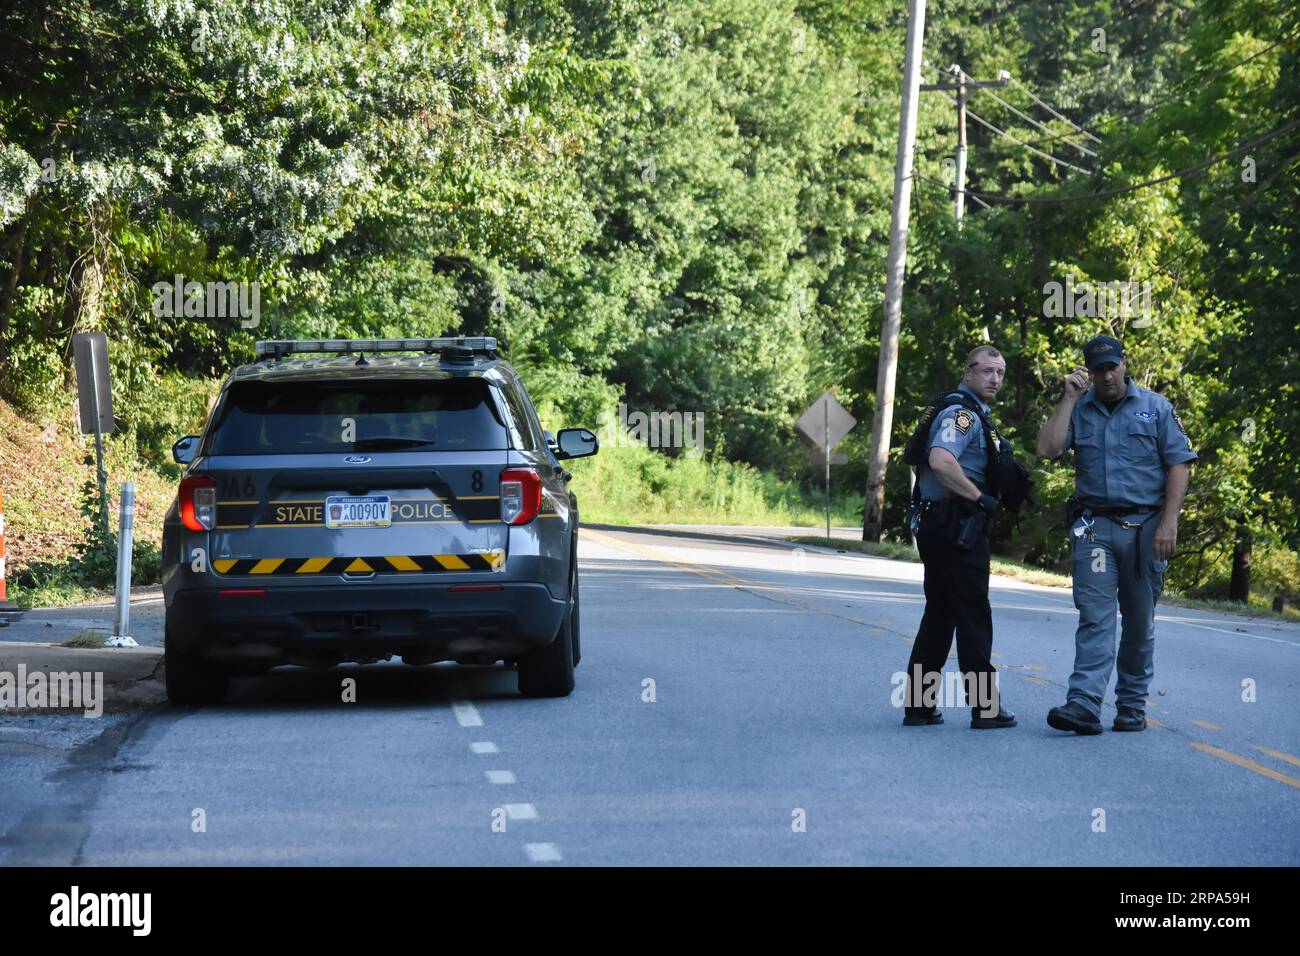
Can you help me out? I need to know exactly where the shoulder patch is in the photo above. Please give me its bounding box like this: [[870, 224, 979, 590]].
[[953, 409, 975, 435], [1170, 405, 1193, 449]]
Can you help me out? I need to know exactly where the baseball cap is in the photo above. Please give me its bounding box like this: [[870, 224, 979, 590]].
[[1083, 335, 1125, 370]]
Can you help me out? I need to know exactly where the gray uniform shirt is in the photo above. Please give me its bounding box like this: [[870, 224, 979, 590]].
[[918, 383, 989, 501], [1062, 377, 1197, 508]]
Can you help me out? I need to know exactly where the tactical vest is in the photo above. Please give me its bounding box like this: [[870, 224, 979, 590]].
[[903, 391, 1004, 496], [903, 390, 1035, 519]]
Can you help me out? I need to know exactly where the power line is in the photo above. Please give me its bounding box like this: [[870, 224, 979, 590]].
[[962, 105, 1094, 174], [912, 116, 1300, 206], [1006, 75, 1102, 144], [936, 82, 1093, 174], [977, 86, 1099, 158]]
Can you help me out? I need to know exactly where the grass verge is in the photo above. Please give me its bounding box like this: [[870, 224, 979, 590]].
[[570, 443, 860, 528]]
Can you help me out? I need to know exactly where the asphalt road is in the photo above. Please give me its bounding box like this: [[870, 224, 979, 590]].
[[3, 525, 1298, 865]]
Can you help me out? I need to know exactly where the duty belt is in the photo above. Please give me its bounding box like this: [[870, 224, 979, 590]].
[[1081, 505, 1162, 578]]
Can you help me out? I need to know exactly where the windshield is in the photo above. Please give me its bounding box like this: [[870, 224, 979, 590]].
[[204, 378, 509, 455]]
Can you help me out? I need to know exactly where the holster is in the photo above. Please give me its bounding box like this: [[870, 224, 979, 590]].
[[1066, 494, 1084, 526], [918, 497, 986, 548], [954, 505, 988, 551]]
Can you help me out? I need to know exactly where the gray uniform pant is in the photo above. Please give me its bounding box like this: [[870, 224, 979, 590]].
[[1067, 511, 1168, 718]]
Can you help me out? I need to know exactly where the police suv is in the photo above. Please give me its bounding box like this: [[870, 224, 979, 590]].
[[162, 337, 597, 704]]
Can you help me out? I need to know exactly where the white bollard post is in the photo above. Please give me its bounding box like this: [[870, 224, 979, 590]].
[[109, 482, 139, 647]]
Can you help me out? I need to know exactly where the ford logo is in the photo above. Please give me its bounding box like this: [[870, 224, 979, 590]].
[[344, 455, 371, 464]]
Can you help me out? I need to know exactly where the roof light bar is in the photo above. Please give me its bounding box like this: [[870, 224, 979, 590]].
[[253, 337, 498, 361]]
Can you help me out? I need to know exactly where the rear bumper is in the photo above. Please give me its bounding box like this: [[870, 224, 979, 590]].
[[166, 582, 566, 666]]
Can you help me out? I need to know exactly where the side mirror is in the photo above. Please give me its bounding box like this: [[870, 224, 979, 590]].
[[555, 428, 598, 460], [543, 430, 559, 455], [173, 435, 200, 464]]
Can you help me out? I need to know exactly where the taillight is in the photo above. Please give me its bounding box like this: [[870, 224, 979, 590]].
[[500, 467, 541, 525], [179, 475, 217, 531]]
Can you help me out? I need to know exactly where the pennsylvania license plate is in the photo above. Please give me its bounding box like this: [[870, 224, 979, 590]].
[[324, 495, 391, 529]]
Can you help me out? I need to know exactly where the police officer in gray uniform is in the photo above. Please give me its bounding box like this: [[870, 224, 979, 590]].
[[1036, 336, 1196, 734], [901, 344, 1017, 729]]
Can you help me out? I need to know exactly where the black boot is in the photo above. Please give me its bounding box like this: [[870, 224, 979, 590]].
[[903, 706, 944, 726]]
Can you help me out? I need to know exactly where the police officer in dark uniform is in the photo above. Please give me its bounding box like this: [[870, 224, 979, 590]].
[[901, 345, 1019, 729], [1036, 336, 1196, 734]]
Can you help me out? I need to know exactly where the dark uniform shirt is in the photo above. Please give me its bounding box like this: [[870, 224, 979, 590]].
[[1062, 377, 1198, 508], [918, 383, 989, 500]]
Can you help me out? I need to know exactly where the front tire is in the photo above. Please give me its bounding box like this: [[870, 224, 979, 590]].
[[165, 626, 229, 705], [517, 561, 577, 698]]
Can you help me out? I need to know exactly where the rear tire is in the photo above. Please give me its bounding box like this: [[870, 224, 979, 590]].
[[517, 560, 576, 698], [571, 557, 581, 667], [165, 627, 229, 706]]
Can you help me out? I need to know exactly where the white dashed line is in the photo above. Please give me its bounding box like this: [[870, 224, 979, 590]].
[[525, 843, 562, 862], [451, 701, 483, 727], [450, 706, 556, 858]]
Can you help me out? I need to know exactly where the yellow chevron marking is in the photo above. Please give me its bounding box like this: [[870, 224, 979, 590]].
[[385, 555, 421, 572], [436, 555, 470, 571], [487, 552, 504, 570], [250, 559, 284, 574], [344, 558, 373, 573], [296, 557, 331, 574], [213, 559, 237, 573]]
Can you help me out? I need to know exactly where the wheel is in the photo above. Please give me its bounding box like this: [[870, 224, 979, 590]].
[[164, 626, 229, 705], [571, 558, 581, 667], [517, 559, 577, 698]]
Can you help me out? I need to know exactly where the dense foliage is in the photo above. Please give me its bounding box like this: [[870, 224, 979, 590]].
[[2, 0, 1296, 601]]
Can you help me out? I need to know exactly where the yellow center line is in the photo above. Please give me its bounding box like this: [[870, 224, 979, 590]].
[[1191, 743, 1300, 791], [592, 534, 1289, 793], [1190, 719, 1221, 730], [583, 528, 767, 590], [1251, 745, 1300, 769], [584, 528, 920, 646]]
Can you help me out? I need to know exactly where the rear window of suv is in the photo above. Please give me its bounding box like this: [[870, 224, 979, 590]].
[[204, 378, 509, 455]]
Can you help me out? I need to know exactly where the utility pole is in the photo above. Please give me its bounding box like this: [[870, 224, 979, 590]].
[[862, 0, 925, 542], [863, 50, 1010, 541], [921, 66, 1009, 224]]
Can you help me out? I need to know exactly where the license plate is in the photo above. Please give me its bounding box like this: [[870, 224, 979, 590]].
[[324, 495, 391, 529]]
